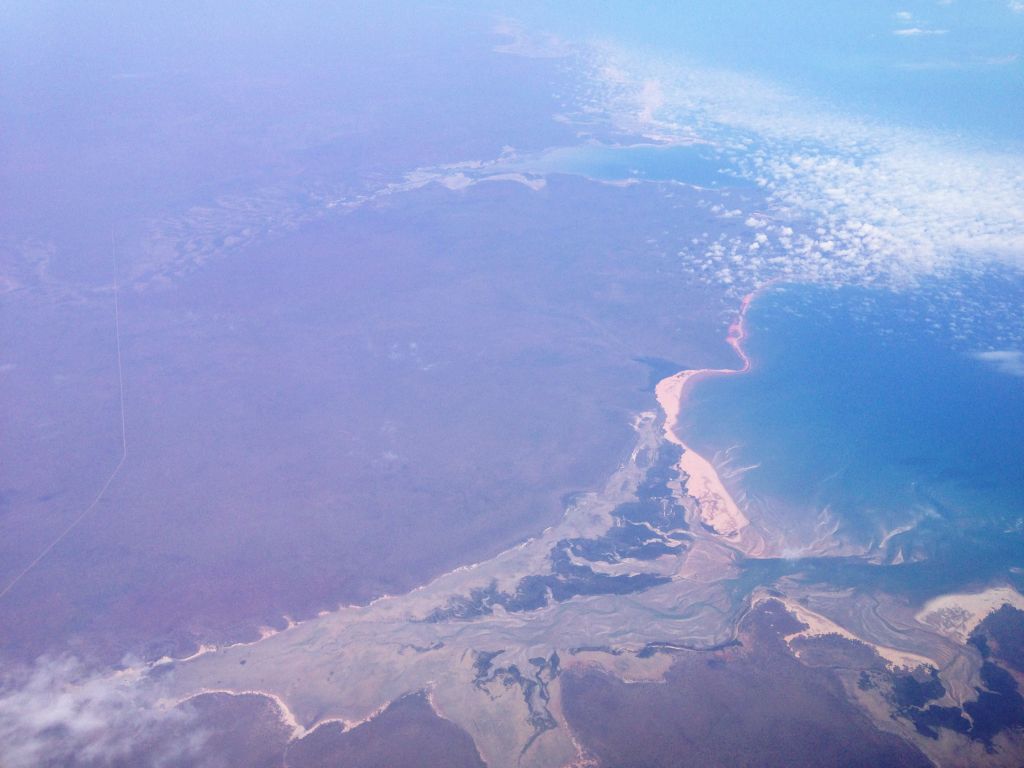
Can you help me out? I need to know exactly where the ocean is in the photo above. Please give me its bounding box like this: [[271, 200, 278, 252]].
[[680, 282, 1024, 597]]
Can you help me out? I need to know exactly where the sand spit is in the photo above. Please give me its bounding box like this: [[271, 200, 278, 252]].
[[759, 594, 936, 671], [655, 290, 761, 542], [677, 447, 750, 537], [916, 586, 1024, 645]]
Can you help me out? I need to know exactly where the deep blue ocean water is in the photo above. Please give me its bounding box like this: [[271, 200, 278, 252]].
[[679, 284, 1024, 596]]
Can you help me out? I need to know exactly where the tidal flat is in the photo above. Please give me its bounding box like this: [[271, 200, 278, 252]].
[[151, 282, 1024, 766]]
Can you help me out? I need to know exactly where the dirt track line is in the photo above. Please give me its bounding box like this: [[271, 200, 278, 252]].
[[0, 232, 129, 600]]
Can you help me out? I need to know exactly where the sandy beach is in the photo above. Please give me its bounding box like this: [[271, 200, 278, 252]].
[[654, 290, 760, 539], [759, 594, 936, 671]]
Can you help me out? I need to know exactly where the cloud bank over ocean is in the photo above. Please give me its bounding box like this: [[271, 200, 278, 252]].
[[578, 44, 1024, 292]]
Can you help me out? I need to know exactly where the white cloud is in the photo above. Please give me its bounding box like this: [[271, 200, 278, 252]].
[[1010, 1, 1024, 13], [577, 43, 1024, 294], [975, 350, 1024, 376], [896, 10, 914, 20], [893, 27, 948, 36], [0, 657, 201, 768]]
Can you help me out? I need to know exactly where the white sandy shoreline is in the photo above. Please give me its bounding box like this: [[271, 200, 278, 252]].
[[654, 290, 761, 542]]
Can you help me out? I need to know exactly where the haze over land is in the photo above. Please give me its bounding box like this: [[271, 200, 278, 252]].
[[2, 2, 1024, 766]]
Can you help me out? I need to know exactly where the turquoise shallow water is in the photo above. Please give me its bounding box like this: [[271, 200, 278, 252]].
[[513, 143, 752, 188], [679, 283, 1024, 597]]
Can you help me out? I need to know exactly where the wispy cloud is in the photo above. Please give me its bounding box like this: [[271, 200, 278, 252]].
[[975, 350, 1024, 376], [0, 657, 201, 768], [893, 27, 949, 36]]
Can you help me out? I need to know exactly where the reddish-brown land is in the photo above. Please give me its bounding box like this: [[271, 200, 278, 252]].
[[562, 601, 932, 768]]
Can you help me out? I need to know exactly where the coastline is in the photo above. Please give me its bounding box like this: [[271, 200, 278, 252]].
[[752, 592, 937, 671], [654, 289, 761, 543]]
